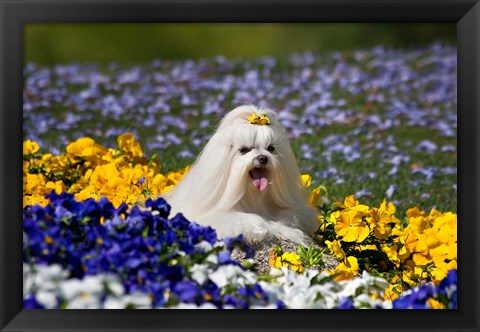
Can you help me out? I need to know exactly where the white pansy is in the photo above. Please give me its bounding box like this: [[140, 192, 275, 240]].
[[205, 253, 219, 265], [104, 292, 152, 309], [23, 258, 400, 309], [24, 263, 69, 298], [269, 267, 284, 278], [125, 292, 152, 309], [257, 282, 284, 305], [381, 300, 393, 309], [33, 264, 69, 292], [23, 264, 35, 296], [352, 294, 387, 309], [102, 274, 125, 297], [60, 275, 104, 309], [194, 240, 213, 252], [257, 268, 393, 309], [35, 290, 58, 309], [208, 265, 240, 288], [60, 276, 101, 300], [190, 263, 211, 285], [339, 278, 363, 298], [65, 293, 102, 309], [103, 296, 125, 309], [208, 265, 256, 288], [281, 284, 320, 309], [168, 302, 217, 309], [251, 303, 278, 309]]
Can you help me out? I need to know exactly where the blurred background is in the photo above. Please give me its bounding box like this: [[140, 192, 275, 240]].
[[25, 23, 455, 65]]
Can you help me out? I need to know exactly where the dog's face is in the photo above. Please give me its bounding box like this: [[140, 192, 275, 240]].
[[227, 119, 282, 194]]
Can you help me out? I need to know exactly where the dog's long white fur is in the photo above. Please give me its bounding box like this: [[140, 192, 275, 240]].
[[163, 105, 319, 245]]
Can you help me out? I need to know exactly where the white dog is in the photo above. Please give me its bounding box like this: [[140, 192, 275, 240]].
[[164, 105, 319, 245]]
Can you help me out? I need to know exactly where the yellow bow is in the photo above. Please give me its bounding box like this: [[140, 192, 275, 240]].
[[247, 113, 270, 125]]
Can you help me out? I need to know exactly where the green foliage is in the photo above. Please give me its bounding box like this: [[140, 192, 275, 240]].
[[297, 244, 325, 269]]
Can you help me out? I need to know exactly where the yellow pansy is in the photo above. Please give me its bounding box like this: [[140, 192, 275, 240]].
[[414, 234, 429, 252], [22, 135, 189, 209], [445, 242, 457, 261], [393, 227, 418, 259], [24, 173, 46, 194], [66, 137, 107, 164], [412, 252, 431, 266], [89, 163, 120, 189], [274, 252, 304, 273], [150, 174, 167, 194], [23, 194, 49, 207], [325, 240, 345, 260], [75, 185, 100, 202], [166, 172, 182, 185], [334, 256, 359, 281], [23, 140, 40, 155], [384, 282, 403, 301], [427, 208, 442, 220], [401, 270, 417, 287], [434, 213, 457, 240], [268, 249, 279, 267], [413, 266, 429, 280], [427, 298, 446, 309], [301, 174, 312, 187], [358, 244, 377, 251], [68, 171, 93, 194], [381, 243, 400, 266], [368, 208, 393, 240], [406, 207, 426, 218], [431, 259, 456, 283], [117, 133, 143, 158], [408, 216, 430, 234], [379, 198, 396, 215], [333, 209, 370, 243], [308, 186, 321, 208], [121, 164, 146, 185], [45, 180, 66, 194], [343, 195, 358, 207], [45, 155, 70, 173]]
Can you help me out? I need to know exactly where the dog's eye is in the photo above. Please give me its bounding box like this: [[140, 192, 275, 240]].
[[267, 145, 275, 152], [239, 147, 251, 155]]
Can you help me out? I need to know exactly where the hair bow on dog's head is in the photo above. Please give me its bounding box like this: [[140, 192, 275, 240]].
[[247, 113, 270, 125]]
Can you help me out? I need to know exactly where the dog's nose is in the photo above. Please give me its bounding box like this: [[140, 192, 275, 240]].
[[255, 155, 269, 165]]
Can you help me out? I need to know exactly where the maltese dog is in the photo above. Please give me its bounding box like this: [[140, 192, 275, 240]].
[[164, 105, 319, 245]]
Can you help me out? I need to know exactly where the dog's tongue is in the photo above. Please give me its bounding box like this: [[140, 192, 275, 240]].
[[251, 168, 269, 192]]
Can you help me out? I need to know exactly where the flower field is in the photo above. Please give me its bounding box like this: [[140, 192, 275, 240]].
[[23, 43, 457, 309]]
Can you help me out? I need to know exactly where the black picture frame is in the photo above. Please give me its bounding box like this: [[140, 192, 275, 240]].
[[1, 0, 479, 331]]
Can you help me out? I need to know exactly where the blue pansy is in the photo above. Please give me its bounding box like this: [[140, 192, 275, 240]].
[[337, 297, 355, 309], [145, 197, 171, 218], [437, 269, 457, 309], [217, 251, 237, 265], [23, 296, 45, 309], [223, 235, 255, 259], [393, 282, 437, 309], [174, 281, 201, 303], [23, 193, 254, 308]]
